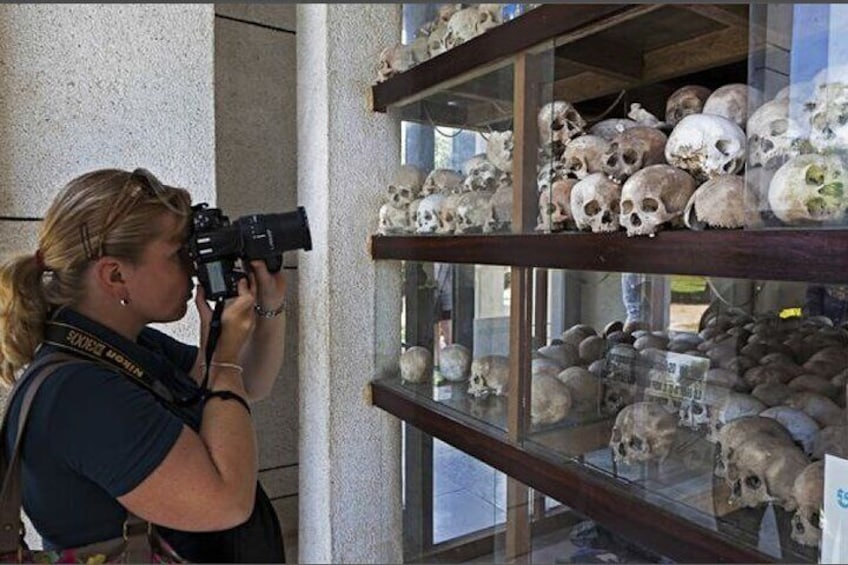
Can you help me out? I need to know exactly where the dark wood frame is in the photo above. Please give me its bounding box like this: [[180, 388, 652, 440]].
[[372, 380, 773, 564], [371, 230, 848, 284]]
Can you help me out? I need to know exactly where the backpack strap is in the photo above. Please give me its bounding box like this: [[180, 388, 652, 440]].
[[0, 352, 151, 555], [0, 352, 79, 553]]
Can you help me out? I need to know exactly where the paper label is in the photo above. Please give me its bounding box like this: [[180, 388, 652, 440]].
[[821, 454, 848, 563]]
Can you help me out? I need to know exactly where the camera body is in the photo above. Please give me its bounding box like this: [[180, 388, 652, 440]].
[[187, 203, 312, 300]]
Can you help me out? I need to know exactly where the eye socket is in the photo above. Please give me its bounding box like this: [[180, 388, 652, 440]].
[[622, 150, 639, 165], [745, 475, 762, 490], [641, 198, 660, 213], [621, 200, 633, 215]]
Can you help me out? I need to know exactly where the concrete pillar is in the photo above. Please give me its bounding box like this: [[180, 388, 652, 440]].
[[213, 4, 299, 559], [296, 5, 403, 563]]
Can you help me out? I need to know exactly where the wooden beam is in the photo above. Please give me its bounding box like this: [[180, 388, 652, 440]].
[[556, 35, 643, 81], [681, 4, 749, 30], [642, 25, 748, 83]]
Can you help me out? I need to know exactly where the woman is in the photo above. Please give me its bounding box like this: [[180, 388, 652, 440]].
[[0, 168, 287, 561]]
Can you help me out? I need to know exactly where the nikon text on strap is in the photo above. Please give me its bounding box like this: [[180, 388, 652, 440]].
[[43, 321, 182, 405]]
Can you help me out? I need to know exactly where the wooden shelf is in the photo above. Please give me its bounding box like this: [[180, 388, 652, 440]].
[[371, 4, 750, 117], [371, 378, 779, 564], [370, 229, 848, 284]]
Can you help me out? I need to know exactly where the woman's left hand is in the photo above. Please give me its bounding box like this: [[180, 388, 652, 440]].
[[248, 259, 287, 315]]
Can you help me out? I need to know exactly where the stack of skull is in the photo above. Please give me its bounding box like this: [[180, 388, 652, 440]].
[[376, 132, 516, 235], [376, 4, 506, 83]]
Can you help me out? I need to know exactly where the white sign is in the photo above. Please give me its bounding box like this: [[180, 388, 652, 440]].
[[821, 454, 848, 563]]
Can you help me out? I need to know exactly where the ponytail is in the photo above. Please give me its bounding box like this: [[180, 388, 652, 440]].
[[0, 253, 50, 385]]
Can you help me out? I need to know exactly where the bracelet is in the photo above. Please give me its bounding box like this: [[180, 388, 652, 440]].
[[203, 389, 251, 415], [200, 362, 244, 375], [254, 299, 287, 318]]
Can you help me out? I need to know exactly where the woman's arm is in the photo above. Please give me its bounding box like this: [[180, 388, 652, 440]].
[[238, 260, 287, 401]]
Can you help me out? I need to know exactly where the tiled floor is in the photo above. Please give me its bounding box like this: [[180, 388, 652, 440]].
[[433, 438, 507, 544]]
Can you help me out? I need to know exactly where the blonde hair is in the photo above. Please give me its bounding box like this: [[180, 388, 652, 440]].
[[0, 169, 192, 385]]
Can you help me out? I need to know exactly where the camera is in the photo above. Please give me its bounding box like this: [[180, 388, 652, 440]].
[[187, 203, 312, 300]]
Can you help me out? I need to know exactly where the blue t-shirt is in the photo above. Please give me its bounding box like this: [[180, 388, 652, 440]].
[[4, 308, 202, 551]]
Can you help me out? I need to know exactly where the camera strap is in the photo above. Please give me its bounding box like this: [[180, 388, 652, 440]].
[[42, 321, 179, 405]]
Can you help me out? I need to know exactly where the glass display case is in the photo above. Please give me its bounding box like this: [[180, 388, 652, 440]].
[[368, 4, 848, 563], [747, 4, 848, 229]]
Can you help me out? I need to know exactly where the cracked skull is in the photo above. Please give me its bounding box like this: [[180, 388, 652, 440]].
[[415, 194, 447, 234], [747, 98, 806, 171], [387, 164, 425, 208], [486, 130, 514, 173], [538, 100, 586, 149], [684, 175, 746, 230], [601, 126, 668, 183], [610, 401, 677, 465], [665, 114, 747, 181], [768, 153, 848, 225], [570, 173, 622, 233], [537, 178, 577, 232], [791, 461, 824, 547], [620, 164, 697, 236], [422, 168, 463, 196], [467, 355, 510, 397], [563, 135, 610, 179], [665, 85, 712, 127], [725, 435, 808, 510]]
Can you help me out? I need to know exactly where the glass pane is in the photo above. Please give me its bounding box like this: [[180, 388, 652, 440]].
[[747, 4, 848, 229], [524, 268, 831, 562]]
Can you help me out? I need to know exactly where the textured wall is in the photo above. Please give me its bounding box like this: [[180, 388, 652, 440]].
[[297, 4, 403, 563], [0, 4, 215, 344], [213, 5, 299, 559]]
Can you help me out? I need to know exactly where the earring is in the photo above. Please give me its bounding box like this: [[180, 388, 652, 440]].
[[120, 298, 129, 306]]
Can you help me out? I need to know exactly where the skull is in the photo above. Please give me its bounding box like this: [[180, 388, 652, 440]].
[[533, 356, 564, 380], [627, 103, 666, 128], [536, 159, 568, 193], [387, 164, 425, 208], [485, 182, 513, 233], [743, 364, 798, 388], [536, 178, 577, 232], [422, 168, 463, 197], [609, 401, 678, 465], [468, 355, 510, 397], [707, 392, 767, 442], [538, 100, 586, 149], [665, 114, 747, 181], [440, 343, 472, 382], [561, 325, 597, 351], [408, 36, 430, 66], [463, 158, 500, 192], [807, 79, 848, 152], [725, 435, 809, 510], [601, 381, 638, 416], [427, 21, 450, 58], [812, 425, 848, 460], [747, 98, 807, 171], [589, 118, 639, 141], [377, 202, 409, 235], [455, 190, 494, 234], [784, 391, 843, 427], [751, 382, 793, 407], [620, 164, 697, 237], [601, 126, 668, 183], [665, 85, 712, 127], [476, 4, 503, 34], [678, 383, 732, 430], [537, 343, 580, 369], [760, 406, 820, 456], [444, 7, 482, 50], [415, 194, 447, 234], [486, 130, 514, 173], [791, 461, 824, 547], [438, 193, 461, 233], [768, 153, 848, 225], [376, 43, 415, 83], [563, 135, 610, 179], [570, 173, 622, 233], [715, 416, 796, 478], [400, 346, 433, 384], [531, 374, 572, 426], [788, 375, 839, 401], [683, 175, 745, 230], [556, 367, 601, 413], [702, 83, 754, 130]]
